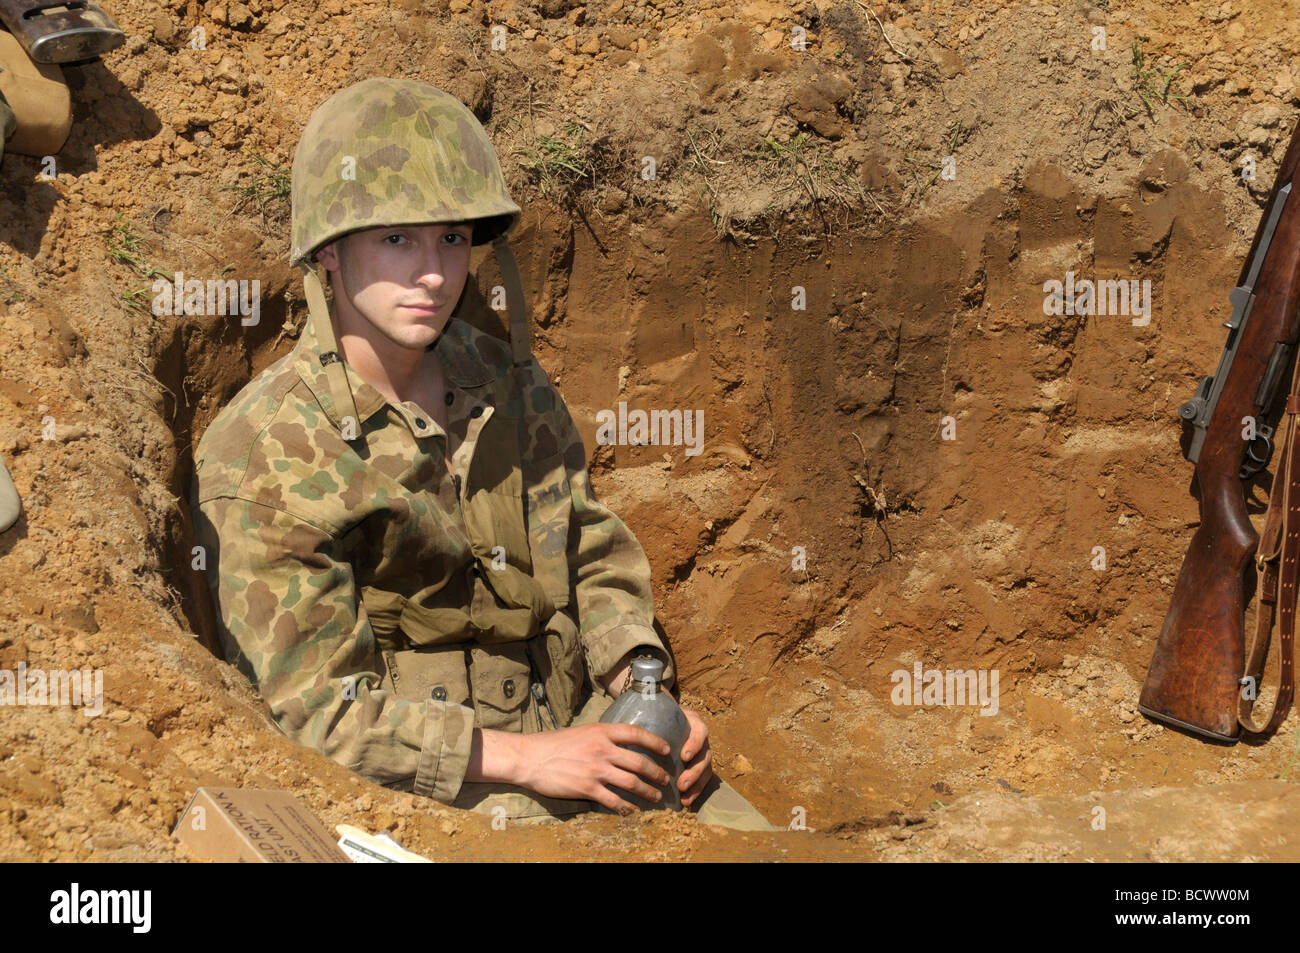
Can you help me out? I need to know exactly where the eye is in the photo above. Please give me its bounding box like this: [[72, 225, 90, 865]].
[[444, 231, 469, 246], [383, 233, 407, 245]]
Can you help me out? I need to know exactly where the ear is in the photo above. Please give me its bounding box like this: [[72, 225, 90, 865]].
[[315, 241, 340, 272]]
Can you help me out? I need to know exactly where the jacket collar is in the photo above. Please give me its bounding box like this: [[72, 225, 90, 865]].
[[293, 311, 497, 433]]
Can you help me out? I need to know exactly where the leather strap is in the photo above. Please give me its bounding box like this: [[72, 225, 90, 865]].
[[492, 235, 533, 367], [299, 263, 363, 441], [1241, 390, 1300, 734]]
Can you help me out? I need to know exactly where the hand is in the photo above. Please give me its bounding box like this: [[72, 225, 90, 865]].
[[514, 723, 672, 814], [677, 708, 713, 808]]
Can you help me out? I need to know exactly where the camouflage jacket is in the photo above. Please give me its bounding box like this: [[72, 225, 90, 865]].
[[191, 311, 672, 803]]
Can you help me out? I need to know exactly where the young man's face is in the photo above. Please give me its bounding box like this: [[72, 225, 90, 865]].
[[315, 221, 474, 353]]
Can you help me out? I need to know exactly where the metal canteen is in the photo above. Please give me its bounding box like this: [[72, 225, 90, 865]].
[[598, 657, 689, 811]]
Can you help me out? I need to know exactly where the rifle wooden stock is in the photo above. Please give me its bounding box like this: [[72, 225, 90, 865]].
[[1138, 469, 1257, 739], [1139, 119, 1300, 740]]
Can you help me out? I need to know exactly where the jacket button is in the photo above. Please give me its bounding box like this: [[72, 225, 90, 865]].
[[502, 679, 515, 698], [431, 686, 447, 701], [415, 418, 427, 429], [445, 391, 455, 405]]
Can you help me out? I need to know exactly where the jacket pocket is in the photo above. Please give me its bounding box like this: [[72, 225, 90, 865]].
[[384, 644, 472, 707], [467, 643, 533, 732], [525, 452, 573, 607]]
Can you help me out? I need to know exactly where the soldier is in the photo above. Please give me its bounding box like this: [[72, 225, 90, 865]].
[[192, 78, 773, 830]]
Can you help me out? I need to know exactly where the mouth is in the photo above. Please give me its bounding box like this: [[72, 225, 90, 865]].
[[400, 302, 445, 314]]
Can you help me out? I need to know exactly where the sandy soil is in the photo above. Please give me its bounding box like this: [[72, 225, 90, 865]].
[[1, 0, 1298, 861]]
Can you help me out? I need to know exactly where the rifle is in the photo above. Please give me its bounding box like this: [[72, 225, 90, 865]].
[[1138, 120, 1300, 741], [0, 0, 122, 65]]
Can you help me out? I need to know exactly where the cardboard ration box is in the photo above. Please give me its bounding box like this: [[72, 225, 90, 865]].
[[173, 787, 350, 863]]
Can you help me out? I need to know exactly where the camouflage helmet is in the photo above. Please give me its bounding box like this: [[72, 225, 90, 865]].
[[289, 78, 522, 265]]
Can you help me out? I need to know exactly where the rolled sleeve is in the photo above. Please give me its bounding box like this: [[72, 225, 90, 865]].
[[193, 494, 474, 802], [582, 620, 673, 689], [413, 700, 477, 801]]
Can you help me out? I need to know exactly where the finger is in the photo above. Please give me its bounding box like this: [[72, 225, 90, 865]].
[[605, 724, 671, 755], [682, 733, 710, 765], [604, 768, 664, 805], [681, 764, 713, 807], [589, 782, 640, 815], [676, 748, 717, 790], [609, 747, 670, 786], [678, 748, 713, 792], [680, 715, 709, 762]]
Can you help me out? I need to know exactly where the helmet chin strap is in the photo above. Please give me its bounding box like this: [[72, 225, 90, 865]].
[[491, 234, 533, 367], [299, 262, 364, 443]]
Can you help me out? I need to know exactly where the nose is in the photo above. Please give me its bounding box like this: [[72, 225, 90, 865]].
[[413, 243, 448, 293]]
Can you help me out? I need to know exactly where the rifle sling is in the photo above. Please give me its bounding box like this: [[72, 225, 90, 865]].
[[1242, 392, 1300, 734]]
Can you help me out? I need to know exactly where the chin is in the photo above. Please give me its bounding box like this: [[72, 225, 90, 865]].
[[409, 325, 447, 348]]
